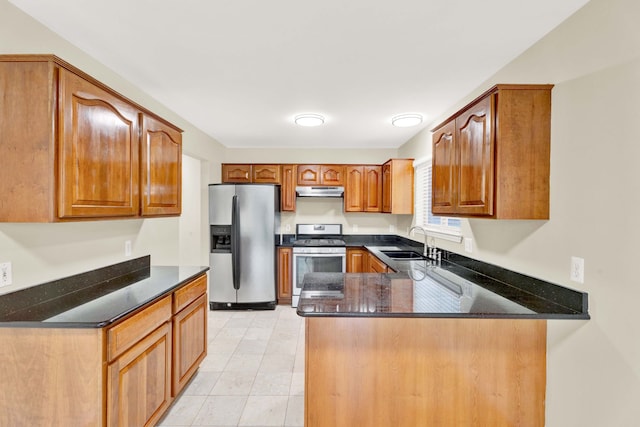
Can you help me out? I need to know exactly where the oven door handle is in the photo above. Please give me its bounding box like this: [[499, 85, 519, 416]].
[[231, 194, 241, 290]]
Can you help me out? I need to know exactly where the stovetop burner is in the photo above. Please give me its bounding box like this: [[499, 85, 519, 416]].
[[293, 224, 345, 247]]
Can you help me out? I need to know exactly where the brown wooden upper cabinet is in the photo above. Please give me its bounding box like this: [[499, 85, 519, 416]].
[[297, 164, 344, 186], [141, 114, 182, 216], [280, 164, 297, 212], [431, 84, 553, 219], [221, 164, 252, 183], [382, 159, 414, 214], [221, 164, 281, 184], [0, 55, 183, 222], [252, 164, 281, 183], [345, 165, 382, 212]]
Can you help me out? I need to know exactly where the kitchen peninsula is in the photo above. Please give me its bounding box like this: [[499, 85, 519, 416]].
[[297, 250, 588, 427]]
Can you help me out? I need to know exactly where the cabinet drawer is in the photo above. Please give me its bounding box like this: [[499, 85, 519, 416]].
[[107, 295, 172, 362], [173, 274, 207, 314]]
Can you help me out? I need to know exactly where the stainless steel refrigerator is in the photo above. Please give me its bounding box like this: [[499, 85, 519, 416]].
[[208, 184, 280, 310]]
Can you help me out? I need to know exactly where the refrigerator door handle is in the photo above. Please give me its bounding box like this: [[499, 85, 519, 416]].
[[231, 194, 241, 289]]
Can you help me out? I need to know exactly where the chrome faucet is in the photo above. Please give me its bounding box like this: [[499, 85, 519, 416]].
[[408, 225, 429, 257]]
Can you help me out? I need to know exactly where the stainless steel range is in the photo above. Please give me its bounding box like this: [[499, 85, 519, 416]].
[[292, 224, 346, 307]]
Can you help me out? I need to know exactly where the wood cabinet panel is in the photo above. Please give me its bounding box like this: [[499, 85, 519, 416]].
[[107, 295, 172, 362], [173, 274, 207, 313], [222, 164, 252, 183], [173, 294, 208, 396], [431, 84, 552, 219], [0, 327, 104, 426], [297, 164, 321, 185], [277, 247, 293, 304], [345, 165, 382, 212], [344, 166, 364, 212], [252, 164, 281, 183], [367, 253, 388, 273], [382, 159, 414, 214], [346, 248, 367, 273], [281, 164, 297, 212], [363, 165, 383, 212], [320, 165, 344, 185], [297, 164, 344, 186], [432, 121, 457, 214], [141, 114, 182, 216], [107, 322, 172, 427], [305, 317, 546, 427], [58, 68, 140, 218], [456, 95, 494, 215]]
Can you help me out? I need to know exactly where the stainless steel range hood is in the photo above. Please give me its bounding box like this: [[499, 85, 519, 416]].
[[296, 186, 344, 198]]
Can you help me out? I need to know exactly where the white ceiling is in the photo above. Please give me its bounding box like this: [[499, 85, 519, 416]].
[[10, 0, 589, 149]]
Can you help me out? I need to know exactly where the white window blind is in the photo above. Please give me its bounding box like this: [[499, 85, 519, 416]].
[[414, 159, 462, 242]]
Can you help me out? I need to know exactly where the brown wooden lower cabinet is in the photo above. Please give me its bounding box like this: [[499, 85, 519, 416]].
[[277, 247, 293, 304], [108, 321, 173, 427], [0, 273, 208, 426], [346, 247, 367, 272], [367, 252, 388, 273], [305, 317, 547, 427]]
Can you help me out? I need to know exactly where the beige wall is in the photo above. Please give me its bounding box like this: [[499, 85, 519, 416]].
[[399, 0, 640, 424]]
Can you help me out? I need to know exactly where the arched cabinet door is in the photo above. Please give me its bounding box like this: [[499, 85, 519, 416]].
[[455, 95, 494, 216], [431, 120, 457, 215], [58, 68, 140, 218], [140, 114, 182, 216]]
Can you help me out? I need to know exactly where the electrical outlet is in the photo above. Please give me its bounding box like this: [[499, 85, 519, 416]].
[[0, 262, 12, 286], [125, 240, 132, 256], [353, 224, 358, 232], [464, 237, 473, 253], [389, 224, 396, 233], [285, 224, 291, 232], [570, 256, 584, 283]]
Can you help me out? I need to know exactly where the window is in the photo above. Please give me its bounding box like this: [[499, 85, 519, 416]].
[[414, 159, 462, 242]]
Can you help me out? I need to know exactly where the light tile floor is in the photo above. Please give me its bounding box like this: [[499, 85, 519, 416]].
[[158, 306, 304, 427]]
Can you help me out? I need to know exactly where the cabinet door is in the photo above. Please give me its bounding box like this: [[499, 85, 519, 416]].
[[320, 165, 344, 185], [222, 164, 252, 183], [107, 322, 172, 427], [455, 95, 494, 215], [58, 68, 139, 218], [363, 165, 382, 212], [297, 164, 321, 185], [277, 247, 293, 304], [281, 165, 297, 212], [253, 164, 281, 183], [382, 162, 391, 213], [432, 120, 457, 215], [344, 166, 364, 212], [347, 248, 367, 272], [367, 253, 388, 273], [173, 294, 207, 396], [140, 114, 182, 216]]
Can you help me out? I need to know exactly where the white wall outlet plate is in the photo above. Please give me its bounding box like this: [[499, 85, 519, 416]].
[[125, 240, 132, 256], [0, 262, 12, 286], [353, 224, 358, 232], [570, 256, 585, 283], [464, 237, 473, 253]]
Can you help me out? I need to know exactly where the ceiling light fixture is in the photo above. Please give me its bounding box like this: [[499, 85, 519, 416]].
[[295, 113, 325, 127], [391, 113, 423, 128]]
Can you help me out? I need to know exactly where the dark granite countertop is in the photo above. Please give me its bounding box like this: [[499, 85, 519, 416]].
[[0, 256, 209, 328], [297, 246, 589, 319]]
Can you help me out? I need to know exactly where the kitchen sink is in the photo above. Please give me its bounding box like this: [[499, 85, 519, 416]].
[[380, 250, 427, 260]]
